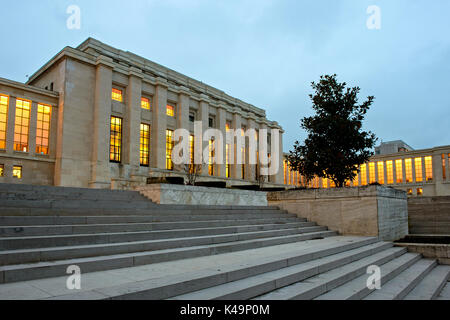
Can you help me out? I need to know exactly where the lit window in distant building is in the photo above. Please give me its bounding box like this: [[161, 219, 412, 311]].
[[417, 188, 423, 196], [405, 158, 413, 183], [14, 99, 31, 152], [0, 164, 3, 176], [369, 163, 376, 184], [407, 188, 413, 196], [386, 160, 394, 184], [395, 159, 403, 183], [112, 88, 123, 102], [442, 154, 446, 180], [13, 165, 22, 179], [424, 156, 433, 181], [166, 105, 175, 117], [0, 94, 8, 149], [377, 162, 384, 184], [209, 139, 215, 176], [284, 160, 287, 184], [352, 170, 359, 186], [140, 123, 150, 166], [141, 97, 151, 110], [189, 135, 194, 165], [226, 144, 230, 178], [415, 157, 423, 182], [322, 177, 329, 189], [241, 147, 245, 179], [329, 179, 336, 188], [109, 117, 122, 163], [360, 164, 367, 186], [36, 104, 51, 155], [166, 130, 174, 170]]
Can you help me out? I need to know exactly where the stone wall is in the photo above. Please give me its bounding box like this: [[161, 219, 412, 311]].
[[408, 196, 450, 234], [136, 184, 268, 206], [267, 186, 408, 241]]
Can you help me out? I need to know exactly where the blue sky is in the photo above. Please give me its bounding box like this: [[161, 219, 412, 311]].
[[0, 0, 449, 152]]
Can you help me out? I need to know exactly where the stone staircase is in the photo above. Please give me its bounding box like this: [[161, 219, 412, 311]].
[[0, 183, 448, 300]]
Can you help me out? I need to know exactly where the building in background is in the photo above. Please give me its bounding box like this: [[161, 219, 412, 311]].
[[0, 38, 285, 189], [375, 140, 414, 155]]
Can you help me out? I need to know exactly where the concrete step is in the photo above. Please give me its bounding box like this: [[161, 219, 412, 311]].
[[314, 252, 422, 300], [404, 265, 450, 300], [170, 241, 394, 300], [0, 224, 325, 250], [0, 220, 316, 237], [437, 282, 450, 300], [0, 230, 338, 283], [363, 259, 437, 300]]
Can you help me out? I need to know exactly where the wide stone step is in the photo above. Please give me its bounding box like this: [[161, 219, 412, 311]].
[[0, 223, 324, 250], [171, 242, 394, 300], [0, 230, 338, 284], [363, 259, 437, 300], [404, 265, 450, 300], [314, 252, 422, 300], [437, 282, 450, 300]]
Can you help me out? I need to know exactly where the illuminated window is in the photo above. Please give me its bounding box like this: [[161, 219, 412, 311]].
[[0, 164, 3, 176], [360, 164, 367, 186], [140, 123, 150, 166], [166, 130, 174, 170], [369, 163, 376, 184], [329, 180, 336, 188], [13, 165, 22, 179], [109, 117, 122, 163], [141, 97, 151, 110], [112, 88, 123, 102], [395, 159, 403, 184], [14, 99, 31, 152], [284, 160, 287, 184], [352, 170, 359, 186], [442, 154, 446, 180], [208, 139, 215, 176], [226, 122, 231, 131], [386, 161, 394, 184], [226, 144, 230, 178], [36, 104, 51, 155], [241, 147, 245, 179], [425, 156, 433, 181], [405, 158, 413, 183], [377, 162, 384, 184], [415, 157, 423, 182], [417, 188, 423, 196], [322, 177, 329, 189], [407, 188, 413, 196], [189, 135, 194, 165], [166, 105, 175, 117], [0, 94, 8, 149]]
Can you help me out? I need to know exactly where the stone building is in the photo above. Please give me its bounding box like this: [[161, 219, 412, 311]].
[[0, 38, 285, 189]]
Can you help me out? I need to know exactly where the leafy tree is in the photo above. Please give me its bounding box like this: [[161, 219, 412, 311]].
[[288, 74, 377, 188]]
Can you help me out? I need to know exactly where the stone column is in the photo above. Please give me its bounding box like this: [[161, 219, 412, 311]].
[[89, 55, 114, 189], [412, 158, 417, 183], [402, 158, 407, 184], [124, 67, 142, 169], [216, 105, 227, 178], [177, 87, 190, 170], [392, 161, 397, 185], [421, 157, 426, 182], [274, 128, 284, 185], [231, 111, 242, 180], [6, 96, 16, 153], [445, 153, 450, 181], [151, 77, 168, 170], [245, 118, 257, 182], [432, 152, 443, 183], [383, 161, 388, 186], [28, 101, 38, 155], [198, 94, 209, 175]]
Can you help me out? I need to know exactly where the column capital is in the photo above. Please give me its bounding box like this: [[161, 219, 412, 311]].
[[199, 93, 210, 103], [155, 77, 168, 88], [128, 66, 143, 79], [178, 85, 191, 97], [95, 55, 114, 69]]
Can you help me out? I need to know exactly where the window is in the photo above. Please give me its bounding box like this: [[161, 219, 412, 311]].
[[442, 154, 446, 180], [13, 165, 22, 179], [208, 139, 215, 176], [14, 99, 31, 152], [405, 158, 413, 183], [208, 117, 214, 128], [166, 105, 175, 117], [352, 170, 359, 186], [36, 104, 51, 155], [112, 88, 123, 102], [166, 130, 174, 170], [395, 159, 403, 183], [284, 161, 287, 185], [141, 97, 151, 110], [241, 147, 245, 179], [386, 160, 394, 184], [360, 164, 367, 186], [189, 112, 195, 122], [407, 188, 413, 196], [226, 122, 231, 131], [0, 94, 8, 149], [424, 156, 433, 181], [415, 157, 423, 182], [377, 162, 384, 184], [369, 163, 376, 184], [226, 144, 230, 178], [417, 188, 423, 196], [189, 135, 195, 166], [109, 117, 122, 163], [0, 164, 3, 176], [140, 123, 150, 166]]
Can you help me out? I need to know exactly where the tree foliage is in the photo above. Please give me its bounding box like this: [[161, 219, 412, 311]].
[[288, 74, 377, 188]]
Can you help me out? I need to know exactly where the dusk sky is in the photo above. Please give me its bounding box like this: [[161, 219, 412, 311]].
[[1, 0, 449, 152]]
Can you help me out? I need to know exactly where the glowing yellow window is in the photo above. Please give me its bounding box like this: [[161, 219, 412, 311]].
[[110, 117, 122, 163], [284, 161, 287, 184], [360, 164, 367, 186], [166, 130, 174, 170], [395, 159, 403, 184], [0, 94, 8, 149], [36, 104, 51, 155], [322, 177, 329, 189], [425, 156, 433, 181], [241, 147, 245, 179], [13, 165, 22, 179], [386, 161, 394, 184], [415, 157, 423, 182], [0, 164, 4, 176], [141, 97, 151, 110], [407, 188, 413, 196], [112, 88, 123, 102], [377, 162, 384, 184], [14, 99, 31, 152], [369, 163, 376, 184], [226, 144, 230, 178], [208, 139, 215, 176], [442, 154, 446, 180], [405, 158, 413, 183], [352, 170, 359, 186], [140, 123, 150, 166], [166, 105, 175, 117], [417, 188, 423, 196]]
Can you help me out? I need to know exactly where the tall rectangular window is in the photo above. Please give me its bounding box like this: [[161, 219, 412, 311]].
[[112, 88, 123, 102], [140, 123, 150, 166], [360, 164, 367, 186], [109, 116, 122, 163], [369, 163, 376, 184], [405, 158, 413, 183], [189, 135, 194, 165], [241, 147, 245, 179], [377, 161, 384, 184], [166, 105, 175, 117], [208, 139, 215, 176], [13, 165, 22, 179], [0, 164, 4, 176], [352, 170, 359, 186], [442, 154, 446, 180], [166, 129, 174, 170], [395, 159, 403, 183], [36, 104, 51, 155], [14, 99, 31, 152], [284, 160, 287, 184], [425, 156, 433, 181], [0, 94, 8, 149], [141, 97, 151, 110], [226, 144, 230, 178], [415, 157, 423, 182], [386, 160, 394, 184]]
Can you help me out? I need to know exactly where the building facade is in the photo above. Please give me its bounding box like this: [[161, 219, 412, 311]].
[[0, 38, 285, 189]]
